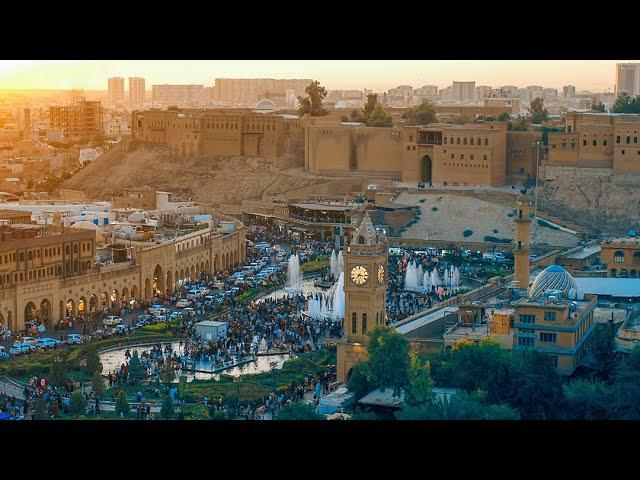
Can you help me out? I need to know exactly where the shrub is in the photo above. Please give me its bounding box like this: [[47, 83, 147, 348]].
[[492, 229, 498, 234], [418, 198, 426, 204], [69, 391, 87, 415], [160, 395, 175, 420], [431, 206, 438, 212], [463, 229, 473, 238], [483, 236, 512, 244], [276, 402, 323, 420], [92, 371, 105, 397], [115, 392, 130, 417]]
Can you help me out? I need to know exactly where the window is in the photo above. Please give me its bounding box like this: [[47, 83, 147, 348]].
[[549, 355, 559, 367], [627, 136, 631, 144], [614, 250, 625, 263], [616, 135, 620, 143], [519, 314, 536, 324], [603, 140, 607, 146], [583, 139, 587, 146], [352, 313, 357, 334], [540, 332, 557, 343], [517, 336, 534, 347], [622, 150, 625, 155], [592, 140, 597, 146], [544, 311, 556, 321], [362, 313, 367, 332]]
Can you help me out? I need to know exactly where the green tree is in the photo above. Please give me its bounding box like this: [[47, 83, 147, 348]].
[[49, 360, 69, 386], [404, 352, 435, 407], [115, 392, 130, 418], [209, 408, 229, 420], [69, 391, 87, 415], [562, 380, 610, 420], [591, 100, 606, 112], [528, 97, 548, 124], [498, 112, 511, 121], [83, 349, 103, 375], [127, 352, 146, 383], [590, 324, 618, 381], [91, 371, 105, 398], [276, 402, 323, 420], [160, 395, 175, 420], [367, 327, 411, 397], [298, 81, 327, 117], [346, 361, 375, 399], [159, 359, 176, 387], [367, 103, 393, 127], [611, 93, 640, 114], [403, 100, 437, 125]]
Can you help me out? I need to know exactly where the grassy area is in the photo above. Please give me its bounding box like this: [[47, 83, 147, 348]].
[[301, 256, 330, 273], [180, 346, 336, 405], [483, 236, 512, 244], [0, 331, 177, 381]]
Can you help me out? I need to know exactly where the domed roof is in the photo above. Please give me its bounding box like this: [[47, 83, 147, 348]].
[[70, 220, 100, 230], [255, 99, 277, 111], [528, 264, 578, 299]]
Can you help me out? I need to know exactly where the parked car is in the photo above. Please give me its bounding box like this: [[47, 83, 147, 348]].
[[0, 351, 9, 361], [176, 299, 192, 308], [37, 338, 60, 349], [21, 336, 39, 346], [36, 324, 46, 333], [66, 333, 82, 345], [182, 307, 196, 317], [114, 324, 128, 335], [168, 311, 183, 320], [103, 316, 123, 326], [9, 344, 28, 355]]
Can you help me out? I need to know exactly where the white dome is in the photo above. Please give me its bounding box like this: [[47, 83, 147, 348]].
[[70, 220, 100, 230], [255, 99, 277, 111], [529, 265, 578, 299]]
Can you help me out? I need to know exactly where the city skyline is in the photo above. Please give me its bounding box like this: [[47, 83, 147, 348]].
[[0, 60, 637, 92]]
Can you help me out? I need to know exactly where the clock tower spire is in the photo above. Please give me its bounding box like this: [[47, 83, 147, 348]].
[[336, 211, 388, 383]]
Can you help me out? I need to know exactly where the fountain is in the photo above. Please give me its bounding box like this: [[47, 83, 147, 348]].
[[285, 253, 302, 293], [330, 250, 339, 278], [337, 250, 344, 275], [404, 261, 421, 292], [331, 272, 345, 320]]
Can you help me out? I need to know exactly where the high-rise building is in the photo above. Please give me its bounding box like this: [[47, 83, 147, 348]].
[[129, 77, 146, 108], [23, 108, 31, 139], [563, 85, 576, 97], [452, 81, 476, 102], [336, 211, 388, 382], [213, 78, 312, 104], [49, 98, 102, 141], [151, 84, 204, 107], [615, 63, 640, 97], [108, 77, 125, 104], [475, 85, 492, 102]]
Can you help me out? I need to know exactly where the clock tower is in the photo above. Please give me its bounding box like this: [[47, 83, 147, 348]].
[[336, 211, 388, 383]]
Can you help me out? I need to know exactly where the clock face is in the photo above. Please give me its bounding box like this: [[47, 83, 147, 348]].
[[377, 264, 385, 285], [350, 265, 369, 285]]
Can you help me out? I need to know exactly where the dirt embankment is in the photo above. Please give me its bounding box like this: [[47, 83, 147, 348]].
[[538, 174, 640, 235], [61, 143, 353, 205]]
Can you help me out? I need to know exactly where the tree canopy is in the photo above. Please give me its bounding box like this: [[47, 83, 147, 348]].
[[350, 94, 393, 127], [298, 81, 328, 117], [611, 93, 640, 113], [528, 97, 549, 124], [402, 100, 437, 125]]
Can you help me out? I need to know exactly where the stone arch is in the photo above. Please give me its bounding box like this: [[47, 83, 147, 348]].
[[630, 269, 638, 278], [24, 301, 38, 324], [89, 294, 99, 313], [77, 297, 87, 317], [101, 292, 111, 310], [6, 311, 14, 332], [59, 300, 64, 321], [0, 311, 4, 330], [634, 252, 640, 265], [166, 270, 173, 295], [205, 259, 211, 277], [153, 264, 164, 297], [175, 271, 179, 288], [40, 298, 52, 325], [111, 289, 121, 309], [199, 262, 205, 280], [614, 250, 625, 264], [420, 155, 432, 184], [130, 285, 138, 303], [66, 298, 76, 318], [214, 254, 219, 272]]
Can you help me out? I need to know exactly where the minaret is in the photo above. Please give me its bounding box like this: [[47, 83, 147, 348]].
[[336, 211, 388, 383], [514, 192, 532, 291]]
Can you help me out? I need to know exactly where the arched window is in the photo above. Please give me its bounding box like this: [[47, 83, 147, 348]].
[[633, 252, 640, 265], [376, 312, 379, 324], [610, 268, 617, 277], [362, 313, 367, 333], [351, 313, 357, 334], [614, 250, 625, 264]]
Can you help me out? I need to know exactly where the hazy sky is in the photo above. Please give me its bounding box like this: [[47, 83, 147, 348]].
[[0, 60, 635, 92]]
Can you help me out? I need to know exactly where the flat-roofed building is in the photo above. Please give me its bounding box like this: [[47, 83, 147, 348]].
[[48, 99, 102, 142], [601, 236, 640, 278]]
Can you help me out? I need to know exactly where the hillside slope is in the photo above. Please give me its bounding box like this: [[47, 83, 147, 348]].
[[538, 174, 640, 235], [61, 143, 372, 205]]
